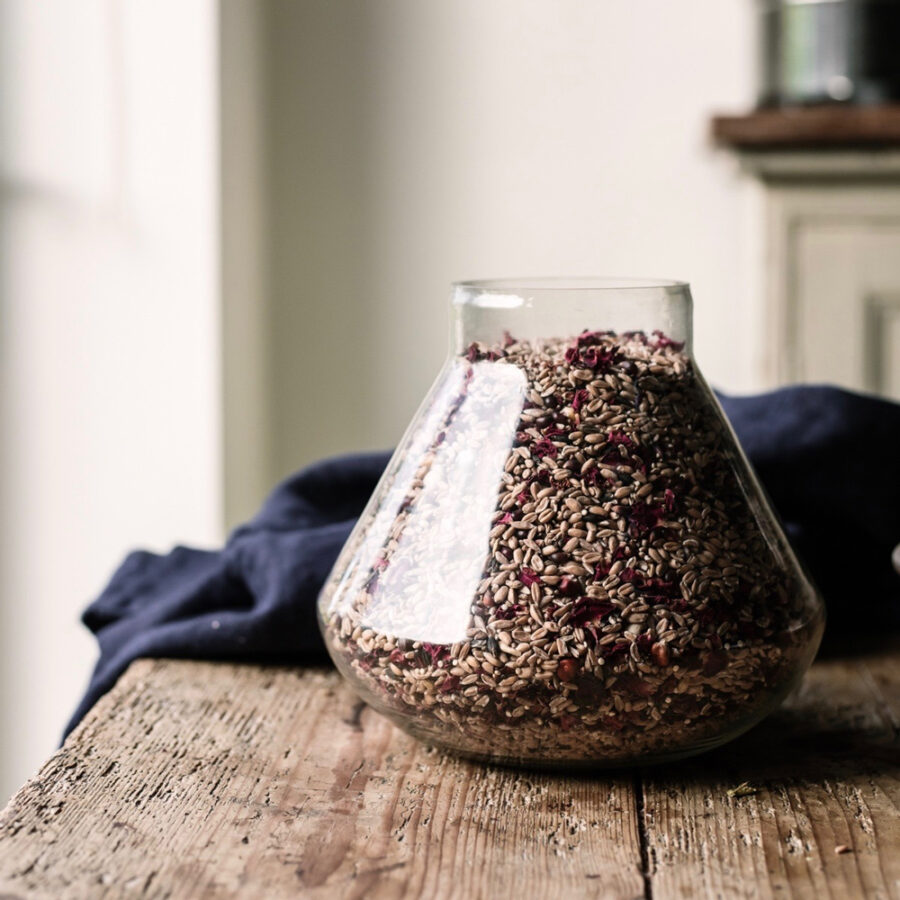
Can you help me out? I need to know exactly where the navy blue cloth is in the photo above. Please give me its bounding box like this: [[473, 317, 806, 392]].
[[64, 386, 900, 736]]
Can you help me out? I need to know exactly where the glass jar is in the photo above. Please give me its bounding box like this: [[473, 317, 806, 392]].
[[318, 278, 824, 767]]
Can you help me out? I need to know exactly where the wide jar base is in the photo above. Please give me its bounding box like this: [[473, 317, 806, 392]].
[[337, 643, 817, 771]]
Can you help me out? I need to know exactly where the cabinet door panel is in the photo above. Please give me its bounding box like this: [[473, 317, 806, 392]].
[[792, 219, 900, 401]]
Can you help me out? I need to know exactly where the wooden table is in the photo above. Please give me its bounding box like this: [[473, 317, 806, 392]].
[[1, 647, 898, 899]]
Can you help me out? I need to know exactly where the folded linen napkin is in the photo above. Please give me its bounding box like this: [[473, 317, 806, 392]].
[[63, 385, 900, 736]]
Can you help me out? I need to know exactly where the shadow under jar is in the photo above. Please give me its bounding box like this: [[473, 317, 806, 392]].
[[318, 278, 825, 768]]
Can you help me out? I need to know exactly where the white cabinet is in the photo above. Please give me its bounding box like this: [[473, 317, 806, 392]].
[[741, 152, 900, 401]]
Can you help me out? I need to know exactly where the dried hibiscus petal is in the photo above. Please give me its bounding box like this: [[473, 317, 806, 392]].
[[652, 329, 684, 351], [571, 597, 614, 627], [635, 632, 654, 652], [628, 501, 664, 537], [601, 641, 630, 659], [572, 388, 590, 411], [607, 430, 634, 448], [421, 643, 449, 665], [532, 438, 558, 459], [494, 603, 523, 620]]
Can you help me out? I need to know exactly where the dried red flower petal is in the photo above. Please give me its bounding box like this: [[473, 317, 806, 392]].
[[577, 329, 615, 347], [520, 568, 540, 587], [571, 596, 614, 627], [638, 577, 681, 603], [652, 329, 685, 351], [607, 430, 634, 448], [494, 603, 523, 620], [571, 388, 590, 411], [628, 501, 664, 537], [421, 642, 449, 665], [601, 641, 630, 659], [584, 346, 619, 371], [532, 438, 558, 459], [565, 340, 621, 372], [635, 632, 654, 651]]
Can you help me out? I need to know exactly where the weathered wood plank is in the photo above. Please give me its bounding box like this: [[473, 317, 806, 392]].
[[2, 651, 898, 899], [641, 650, 900, 900], [0, 660, 644, 900]]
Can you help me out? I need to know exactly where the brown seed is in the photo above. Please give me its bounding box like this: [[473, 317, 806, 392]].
[[556, 659, 579, 682], [651, 642, 670, 667]]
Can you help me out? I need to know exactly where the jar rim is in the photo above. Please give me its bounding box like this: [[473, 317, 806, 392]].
[[455, 276, 689, 293]]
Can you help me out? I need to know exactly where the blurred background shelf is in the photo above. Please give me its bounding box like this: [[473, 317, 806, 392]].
[[713, 110, 900, 401], [713, 105, 900, 149]]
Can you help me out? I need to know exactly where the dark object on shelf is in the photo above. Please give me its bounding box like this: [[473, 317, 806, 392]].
[[759, 0, 900, 107]]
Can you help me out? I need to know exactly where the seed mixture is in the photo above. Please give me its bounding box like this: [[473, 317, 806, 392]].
[[319, 329, 821, 765]]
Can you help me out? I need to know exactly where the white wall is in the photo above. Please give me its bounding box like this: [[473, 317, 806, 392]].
[[258, 0, 760, 495], [0, 1, 221, 801]]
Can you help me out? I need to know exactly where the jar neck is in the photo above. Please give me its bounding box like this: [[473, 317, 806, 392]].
[[451, 278, 693, 356]]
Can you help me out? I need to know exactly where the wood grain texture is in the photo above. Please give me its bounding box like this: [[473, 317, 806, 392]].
[[0, 661, 644, 900], [642, 648, 900, 900], [0, 651, 897, 899], [712, 105, 900, 148]]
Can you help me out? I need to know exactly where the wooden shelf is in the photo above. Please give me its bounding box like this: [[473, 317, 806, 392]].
[[712, 105, 900, 149]]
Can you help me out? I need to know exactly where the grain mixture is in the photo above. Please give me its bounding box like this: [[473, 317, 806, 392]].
[[319, 329, 821, 765]]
